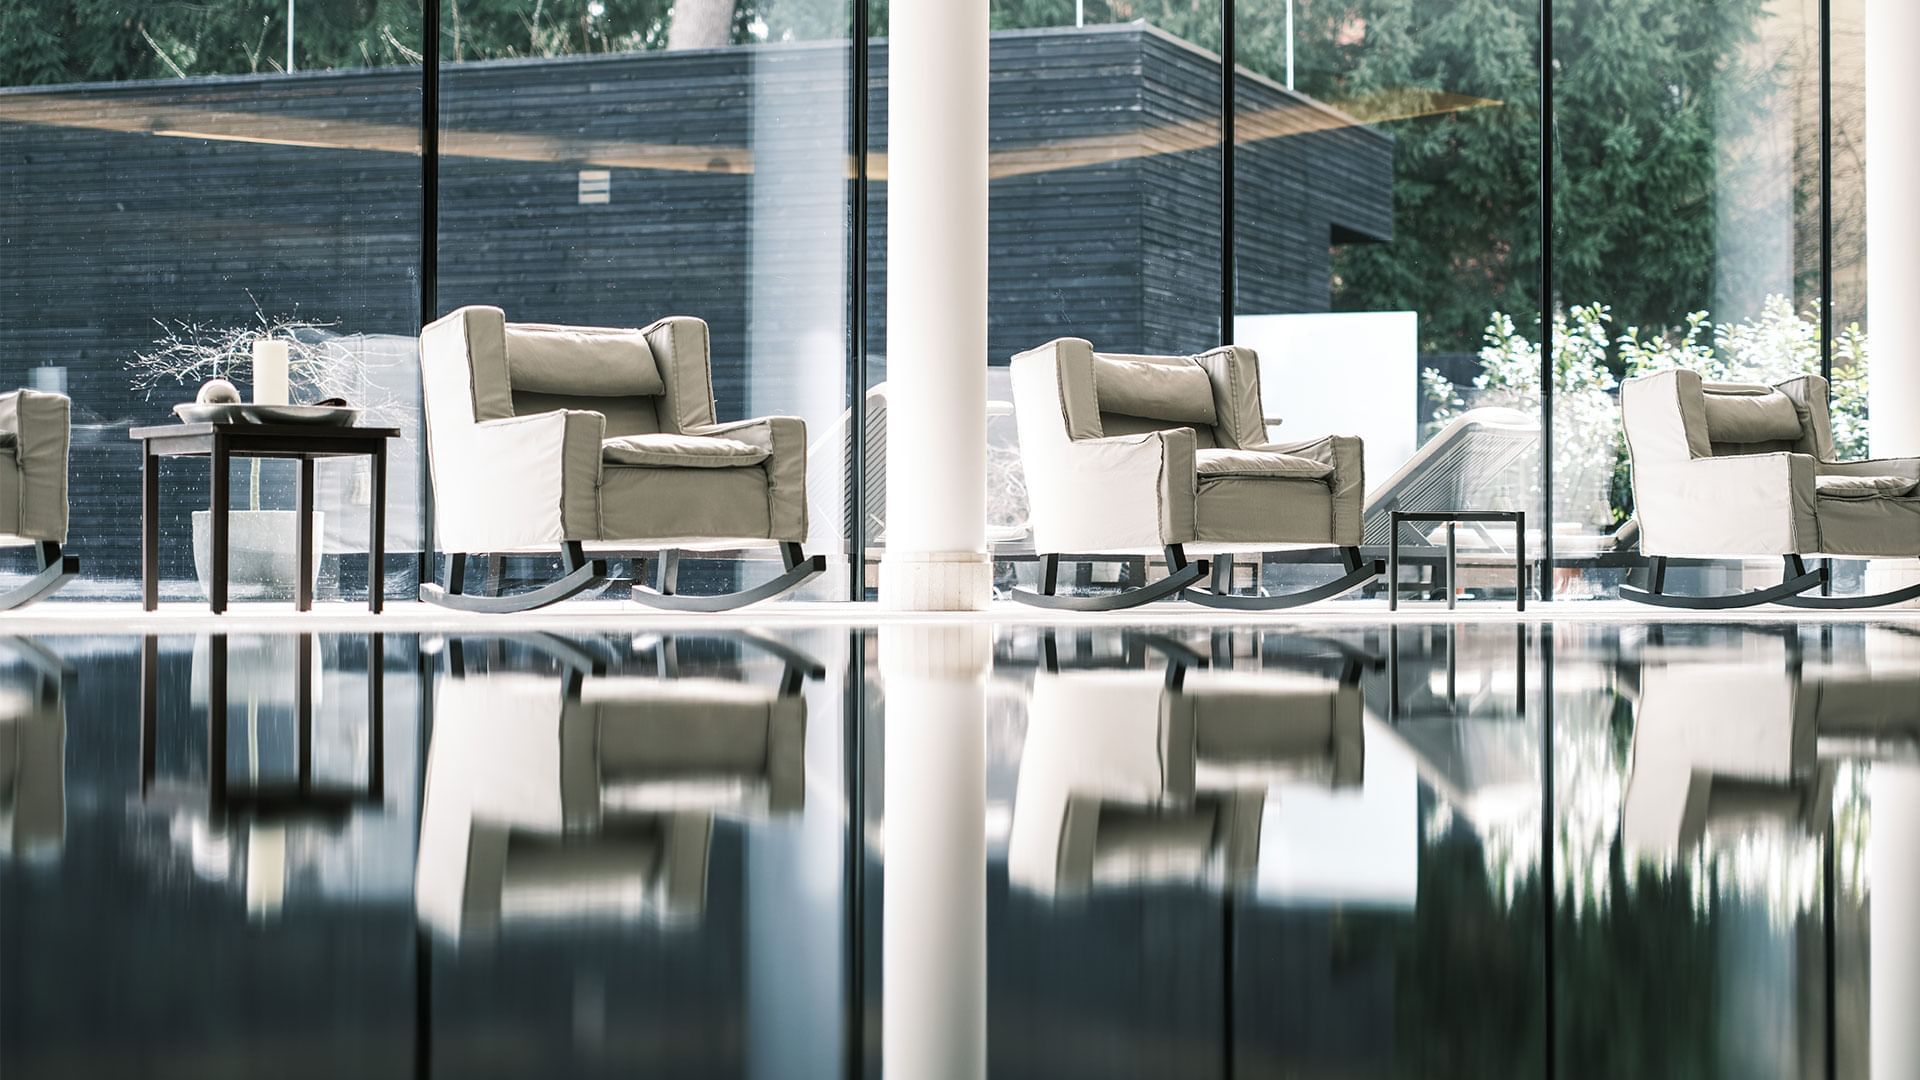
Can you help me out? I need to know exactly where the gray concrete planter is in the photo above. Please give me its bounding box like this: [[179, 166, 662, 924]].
[[191, 510, 324, 602]]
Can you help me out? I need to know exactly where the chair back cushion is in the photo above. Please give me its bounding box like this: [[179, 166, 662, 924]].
[[1700, 384, 1804, 446], [1092, 355, 1219, 427], [504, 323, 667, 397]]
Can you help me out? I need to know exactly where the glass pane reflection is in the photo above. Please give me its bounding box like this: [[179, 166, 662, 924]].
[[1, 622, 1916, 1076]]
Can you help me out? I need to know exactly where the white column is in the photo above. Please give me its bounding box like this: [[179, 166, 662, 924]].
[[1862, 0, 1920, 601], [879, 0, 992, 610], [881, 626, 989, 1080], [1871, 764, 1920, 1079], [1867, 0, 1920, 458]]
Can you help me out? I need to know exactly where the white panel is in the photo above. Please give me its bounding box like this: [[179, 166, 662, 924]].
[[1234, 311, 1418, 488]]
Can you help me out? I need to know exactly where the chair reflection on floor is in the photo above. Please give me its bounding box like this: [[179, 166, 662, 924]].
[[0, 639, 68, 860], [1623, 657, 1834, 860], [416, 634, 813, 940], [1008, 632, 1364, 897], [1623, 625, 1920, 860]]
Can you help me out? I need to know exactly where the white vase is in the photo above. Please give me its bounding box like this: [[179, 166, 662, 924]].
[[190, 510, 325, 602]]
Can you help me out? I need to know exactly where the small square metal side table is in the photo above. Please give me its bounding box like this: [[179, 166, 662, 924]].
[[131, 422, 398, 613], [1387, 509, 1527, 612]]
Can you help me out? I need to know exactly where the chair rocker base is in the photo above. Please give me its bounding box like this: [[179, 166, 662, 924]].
[[0, 542, 79, 611], [1011, 547, 1210, 611], [1620, 555, 1826, 610], [1776, 577, 1920, 610], [420, 544, 607, 613], [629, 545, 828, 612], [1186, 550, 1383, 611]]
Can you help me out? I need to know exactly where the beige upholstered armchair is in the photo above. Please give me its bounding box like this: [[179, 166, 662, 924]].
[[415, 636, 810, 940], [1621, 369, 1920, 608], [1009, 338, 1378, 609], [0, 390, 79, 609], [1007, 638, 1364, 897], [418, 306, 823, 611]]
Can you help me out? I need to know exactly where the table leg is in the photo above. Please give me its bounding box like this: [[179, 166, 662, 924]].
[[210, 437, 230, 614], [1388, 513, 1401, 612], [1446, 522, 1457, 611], [143, 449, 160, 611], [295, 633, 313, 790], [368, 633, 385, 800], [208, 634, 228, 805], [139, 636, 158, 793], [1515, 511, 1528, 613], [369, 445, 387, 614], [296, 458, 315, 613], [1387, 625, 1400, 718]]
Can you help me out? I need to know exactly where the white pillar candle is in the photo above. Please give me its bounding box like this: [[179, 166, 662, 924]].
[[252, 338, 290, 405]]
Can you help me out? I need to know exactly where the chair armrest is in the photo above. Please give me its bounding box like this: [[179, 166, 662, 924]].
[[641, 316, 717, 433], [691, 416, 809, 541], [433, 409, 606, 551], [1032, 428, 1197, 551], [1820, 458, 1920, 481], [1638, 451, 1818, 556], [0, 390, 70, 542], [1258, 434, 1364, 545]]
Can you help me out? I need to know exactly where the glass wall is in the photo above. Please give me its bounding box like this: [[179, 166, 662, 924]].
[[1233, 0, 1544, 604], [0, 1, 1885, 605], [1552, 0, 1824, 598], [0, 3, 425, 601], [862, 1, 1224, 596], [433, 0, 854, 599]]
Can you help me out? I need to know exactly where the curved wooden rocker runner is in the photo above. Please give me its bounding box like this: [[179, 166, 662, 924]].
[[1011, 546, 1210, 611], [0, 542, 79, 611], [1622, 554, 1920, 610], [421, 542, 825, 614], [630, 543, 828, 612], [1185, 548, 1383, 611]]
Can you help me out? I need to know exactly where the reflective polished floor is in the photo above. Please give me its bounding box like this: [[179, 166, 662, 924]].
[[1, 622, 1914, 1078]]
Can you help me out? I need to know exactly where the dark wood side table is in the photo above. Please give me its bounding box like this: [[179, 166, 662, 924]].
[[130, 422, 399, 613], [1388, 509, 1528, 612]]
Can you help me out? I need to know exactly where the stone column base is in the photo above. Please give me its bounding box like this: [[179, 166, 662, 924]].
[[879, 551, 993, 611]]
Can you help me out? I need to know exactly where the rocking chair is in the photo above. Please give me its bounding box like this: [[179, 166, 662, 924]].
[[417, 307, 824, 612]]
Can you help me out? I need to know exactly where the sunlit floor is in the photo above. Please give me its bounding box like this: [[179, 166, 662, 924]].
[[2, 620, 1912, 1078]]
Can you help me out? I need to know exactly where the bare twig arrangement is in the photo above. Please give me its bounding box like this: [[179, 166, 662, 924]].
[[126, 301, 406, 417]]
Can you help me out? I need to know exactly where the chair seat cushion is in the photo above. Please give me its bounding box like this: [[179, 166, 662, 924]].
[[1816, 474, 1919, 500], [1195, 448, 1334, 481], [603, 433, 769, 469]]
